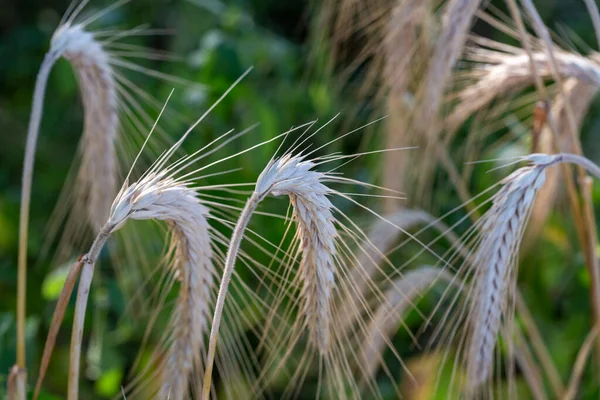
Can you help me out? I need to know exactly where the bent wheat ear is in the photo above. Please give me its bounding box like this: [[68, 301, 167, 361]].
[[64, 170, 215, 400], [19, 13, 118, 372], [108, 173, 215, 400], [448, 153, 600, 391], [466, 163, 547, 388], [51, 23, 119, 232], [202, 153, 338, 397]]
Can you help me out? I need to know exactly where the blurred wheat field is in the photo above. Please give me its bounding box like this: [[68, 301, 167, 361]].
[[3, 0, 600, 399]]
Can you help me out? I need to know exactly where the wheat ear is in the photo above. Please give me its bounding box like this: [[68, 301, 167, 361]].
[[465, 153, 600, 389], [202, 153, 337, 398], [54, 23, 119, 231], [67, 171, 214, 400]]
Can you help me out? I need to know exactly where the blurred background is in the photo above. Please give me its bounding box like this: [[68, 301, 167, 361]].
[[2, 0, 600, 398]]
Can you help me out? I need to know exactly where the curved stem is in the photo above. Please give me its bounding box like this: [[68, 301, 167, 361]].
[[202, 193, 260, 400], [17, 52, 58, 372], [558, 153, 600, 181]]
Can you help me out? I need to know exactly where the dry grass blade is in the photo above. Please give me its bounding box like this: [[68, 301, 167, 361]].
[[34, 259, 84, 400]]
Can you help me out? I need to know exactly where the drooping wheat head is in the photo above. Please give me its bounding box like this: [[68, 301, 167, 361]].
[[432, 153, 600, 393]]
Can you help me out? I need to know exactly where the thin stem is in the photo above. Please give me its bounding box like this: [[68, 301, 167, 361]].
[[558, 153, 600, 181], [202, 193, 260, 400], [18, 52, 59, 372], [67, 227, 111, 400], [562, 324, 600, 400], [34, 260, 84, 400], [515, 293, 564, 396]]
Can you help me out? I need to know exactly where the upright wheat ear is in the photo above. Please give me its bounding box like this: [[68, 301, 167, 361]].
[[202, 153, 336, 398], [18, 22, 117, 372], [66, 171, 214, 400]]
